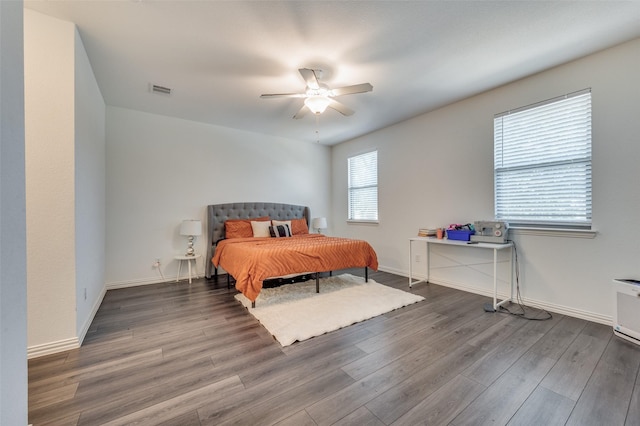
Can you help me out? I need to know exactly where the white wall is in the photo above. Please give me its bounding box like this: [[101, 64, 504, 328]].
[[105, 106, 331, 287], [332, 37, 640, 323], [24, 9, 106, 355], [24, 9, 77, 349], [74, 28, 106, 340], [0, 1, 28, 423]]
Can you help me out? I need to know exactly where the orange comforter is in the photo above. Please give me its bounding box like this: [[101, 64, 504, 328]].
[[212, 234, 378, 302]]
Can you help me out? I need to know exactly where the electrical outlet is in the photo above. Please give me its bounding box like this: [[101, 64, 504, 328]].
[[415, 254, 421, 263], [84, 288, 87, 301]]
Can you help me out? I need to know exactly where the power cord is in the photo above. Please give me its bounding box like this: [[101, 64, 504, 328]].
[[153, 259, 165, 282], [492, 240, 552, 321]]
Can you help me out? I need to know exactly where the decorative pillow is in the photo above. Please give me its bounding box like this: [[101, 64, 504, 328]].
[[290, 218, 309, 235], [271, 219, 292, 230], [269, 224, 292, 238], [251, 220, 272, 238], [225, 216, 269, 239]]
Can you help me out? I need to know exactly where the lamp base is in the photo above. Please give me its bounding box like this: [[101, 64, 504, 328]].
[[185, 236, 195, 256]]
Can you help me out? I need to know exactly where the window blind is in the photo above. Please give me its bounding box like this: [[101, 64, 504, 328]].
[[348, 150, 378, 221], [494, 89, 592, 227]]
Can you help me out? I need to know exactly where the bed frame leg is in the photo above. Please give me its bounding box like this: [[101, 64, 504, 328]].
[[251, 301, 255, 308], [227, 274, 230, 289], [316, 273, 320, 293], [365, 267, 368, 282]]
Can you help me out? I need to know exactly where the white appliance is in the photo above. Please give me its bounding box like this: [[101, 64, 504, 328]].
[[612, 279, 640, 345]]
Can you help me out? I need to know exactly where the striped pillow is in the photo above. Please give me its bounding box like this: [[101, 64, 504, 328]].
[[269, 224, 292, 238]]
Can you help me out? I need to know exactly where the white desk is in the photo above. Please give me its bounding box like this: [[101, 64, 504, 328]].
[[175, 254, 201, 284], [409, 237, 514, 310]]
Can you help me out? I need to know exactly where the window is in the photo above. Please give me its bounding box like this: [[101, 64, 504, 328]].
[[348, 150, 378, 221], [494, 89, 592, 228]]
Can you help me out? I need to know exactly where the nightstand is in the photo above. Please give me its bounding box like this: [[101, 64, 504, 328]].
[[175, 254, 201, 284]]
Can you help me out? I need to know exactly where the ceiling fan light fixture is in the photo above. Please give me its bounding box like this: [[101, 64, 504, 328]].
[[305, 95, 331, 114]]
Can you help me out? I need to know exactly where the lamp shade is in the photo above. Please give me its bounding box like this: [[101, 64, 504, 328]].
[[180, 220, 202, 236], [304, 96, 331, 114], [312, 217, 327, 230]]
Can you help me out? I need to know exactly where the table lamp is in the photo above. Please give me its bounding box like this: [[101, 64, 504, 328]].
[[180, 220, 202, 256], [312, 217, 327, 234]]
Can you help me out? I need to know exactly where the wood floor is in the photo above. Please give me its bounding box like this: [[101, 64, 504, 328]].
[[29, 269, 640, 425]]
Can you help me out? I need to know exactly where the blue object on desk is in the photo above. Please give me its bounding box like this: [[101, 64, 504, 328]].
[[446, 229, 475, 241]]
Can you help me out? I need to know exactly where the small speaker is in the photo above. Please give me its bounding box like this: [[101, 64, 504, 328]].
[[613, 279, 640, 345]]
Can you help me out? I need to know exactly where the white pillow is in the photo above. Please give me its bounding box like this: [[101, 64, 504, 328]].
[[251, 220, 271, 237], [272, 219, 292, 230]]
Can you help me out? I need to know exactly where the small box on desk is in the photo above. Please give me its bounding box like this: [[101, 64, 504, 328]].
[[446, 229, 475, 241]]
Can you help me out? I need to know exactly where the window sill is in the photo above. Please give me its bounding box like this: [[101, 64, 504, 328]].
[[347, 220, 379, 225], [510, 227, 597, 239]]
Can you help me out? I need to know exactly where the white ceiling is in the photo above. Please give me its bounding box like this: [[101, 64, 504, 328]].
[[24, 1, 640, 145]]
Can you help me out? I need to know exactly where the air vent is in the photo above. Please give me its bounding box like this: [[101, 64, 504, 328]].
[[150, 84, 171, 95]]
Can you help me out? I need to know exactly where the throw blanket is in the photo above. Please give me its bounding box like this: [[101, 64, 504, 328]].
[[212, 234, 378, 302]]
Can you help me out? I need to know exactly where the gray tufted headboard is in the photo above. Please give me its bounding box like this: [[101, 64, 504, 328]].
[[205, 202, 310, 278]]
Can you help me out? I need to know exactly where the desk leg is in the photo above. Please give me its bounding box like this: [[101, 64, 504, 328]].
[[176, 260, 182, 282], [409, 240, 429, 287], [409, 240, 414, 287], [493, 248, 498, 310], [408, 239, 430, 288], [493, 246, 514, 310], [510, 247, 514, 302], [426, 242, 430, 284]]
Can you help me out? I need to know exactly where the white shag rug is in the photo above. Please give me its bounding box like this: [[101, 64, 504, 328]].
[[234, 273, 424, 346]]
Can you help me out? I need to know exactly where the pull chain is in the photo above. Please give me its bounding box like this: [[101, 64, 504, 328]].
[[315, 114, 320, 143]]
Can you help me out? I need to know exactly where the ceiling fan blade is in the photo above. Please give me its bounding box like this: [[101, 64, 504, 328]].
[[298, 68, 320, 90], [327, 99, 354, 116], [293, 104, 308, 119], [331, 83, 373, 97], [260, 93, 306, 99]]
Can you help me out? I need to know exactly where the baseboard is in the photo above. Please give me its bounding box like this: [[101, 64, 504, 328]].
[[27, 337, 79, 359], [508, 294, 612, 326], [28, 286, 108, 359], [106, 276, 178, 290], [77, 285, 107, 346], [26, 265, 611, 359], [378, 265, 415, 280], [377, 264, 612, 326]]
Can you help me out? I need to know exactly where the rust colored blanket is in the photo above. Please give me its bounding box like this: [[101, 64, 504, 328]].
[[212, 234, 378, 302]]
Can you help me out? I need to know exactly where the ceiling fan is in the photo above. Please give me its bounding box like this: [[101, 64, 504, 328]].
[[260, 68, 373, 119]]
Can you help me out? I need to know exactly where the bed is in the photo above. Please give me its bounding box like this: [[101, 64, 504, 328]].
[[205, 202, 378, 305]]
